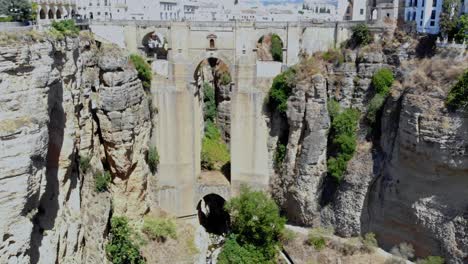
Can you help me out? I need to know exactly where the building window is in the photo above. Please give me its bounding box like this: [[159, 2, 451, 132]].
[[209, 39, 215, 49], [360, 9, 364, 15], [412, 11, 416, 20], [430, 20, 435, 26], [420, 21, 422, 26], [407, 11, 411, 20], [422, 0, 425, 6], [421, 11, 424, 19], [414, 0, 418, 6], [431, 9, 436, 19], [432, 0, 437, 7]]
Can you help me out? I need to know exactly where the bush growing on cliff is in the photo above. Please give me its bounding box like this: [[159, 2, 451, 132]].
[[95, 171, 111, 192], [50, 20, 80, 38], [106, 216, 146, 264], [446, 70, 468, 111], [268, 67, 296, 114], [322, 48, 345, 66], [220, 72, 232, 86], [349, 24, 372, 48], [274, 142, 286, 170], [224, 186, 286, 260], [142, 216, 177, 241], [307, 234, 327, 250], [327, 101, 360, 182], [372, 68, 394, 96], [147, 147, 159, 174], [130, 54, 152, 91], [416, 256, 445, 264], [79, 155, 91, 174], [366, 68, 394, 126]]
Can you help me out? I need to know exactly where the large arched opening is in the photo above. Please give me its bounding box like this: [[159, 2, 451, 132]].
[[197, 194, 230, 235], [142, 31, 168, 60], [256, 33, 284, 62], [194, 57, 232, 178]]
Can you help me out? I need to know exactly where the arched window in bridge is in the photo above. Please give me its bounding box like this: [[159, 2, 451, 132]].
[[207, 34, 217, 50], [48, 9, 54, 19], [39, 9, 46, 20]]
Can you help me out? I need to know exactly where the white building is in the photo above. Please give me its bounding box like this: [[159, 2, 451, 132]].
[[403, 0, 468, 34]]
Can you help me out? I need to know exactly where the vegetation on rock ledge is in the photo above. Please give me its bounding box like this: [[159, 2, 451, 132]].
[[95, 171, 111, 192], [106, 216, 146, 264], [446, 70, 468, 111], [327, 100, 360, 182], [142, 216, 177, 241], [268, 67, 296, 114], [130, 54, 152, 91], [147, 147, 159, 174], [366, 68, 394, 125]]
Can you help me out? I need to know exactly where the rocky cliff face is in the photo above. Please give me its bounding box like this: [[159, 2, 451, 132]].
[[0, 34, 152, 263], [274, 40, 468, 263]]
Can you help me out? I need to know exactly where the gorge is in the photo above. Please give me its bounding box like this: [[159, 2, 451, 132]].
[[0, 20, 467, 264]]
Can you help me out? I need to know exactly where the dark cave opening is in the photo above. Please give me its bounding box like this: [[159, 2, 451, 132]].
[[197, 194, 230, 235]]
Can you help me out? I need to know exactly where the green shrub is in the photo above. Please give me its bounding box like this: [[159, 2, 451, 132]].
[[147, 147, 159, 174], [220, 72, 232, 86], [130, 54, 152, 91], [454, 14, 468, 43], [95, 171, 111, 192], [268, 68, 296, 114], [142, 216, 177, 241], [350, 24, 372, 47], [51, 20, 80, 37], [106, 216, 146, 264], [446, 70, 468, 111], [361, 232, 378, 252], [201, 121, 230, 171], [203, 82, 216, 122], [322, 49, 344, 66], [327, 99, 341, 119], [225, 185, 286, 259], [0, 16, 13, 22], [218, 235, 270, 264], [271, 34, 283, 62], [372, 68, 394, 97], [279, 228, 296, 243], [307, 234, 327, 250], [416, 256, 445, 264], [274, 142, 286, 170], [79, 155, 91, 174], [327, 106, 360, 182], [366, 93, 386, 125]]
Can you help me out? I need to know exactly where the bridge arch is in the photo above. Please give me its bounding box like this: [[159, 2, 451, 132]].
[[189, 52, 234, 84], [39, 8, 46, 20], [48, 8, 54, 20], [197, 193, 230, 234], [56, 8, 62, 19], [256, 32, 285, 63], [141, 31, 169, 60]]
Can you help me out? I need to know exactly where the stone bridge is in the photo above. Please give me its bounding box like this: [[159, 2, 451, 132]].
[[89, 20, 385, 217]]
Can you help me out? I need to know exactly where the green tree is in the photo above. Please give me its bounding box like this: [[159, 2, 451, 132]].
[[106, 217, 146, 264], [271, 34, 283, 62], [327, 104, 360, 182], [225, 186, 286, 259], [130, 54, 152, 91], [372, 68, 394, 97], [446, 70, 468, 111], [218, 235, 270, 264], [142, 216, 177, 241], [440, 0, 461, 39], [416, 256, 445, 264], [455, 14, 468, 43], [349, 24, 372, 47], [268, 67, 296, 114], [203, 82, 216, 122], [0, 0, 33, 22]]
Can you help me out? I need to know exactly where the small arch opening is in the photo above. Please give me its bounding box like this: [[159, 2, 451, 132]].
[[56, 9, 62, 19], [197, 194, 230, 235], [48, 9, 54, 19], [39, 9, 46, 20], [142, 32, 168, 60], [209, 38, 215, 49], [256, 33, 283, 62]]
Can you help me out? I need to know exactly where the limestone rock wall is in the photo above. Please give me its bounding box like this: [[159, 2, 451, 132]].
[[274, 42, 468, 263], [0, 34, 152, 264]]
